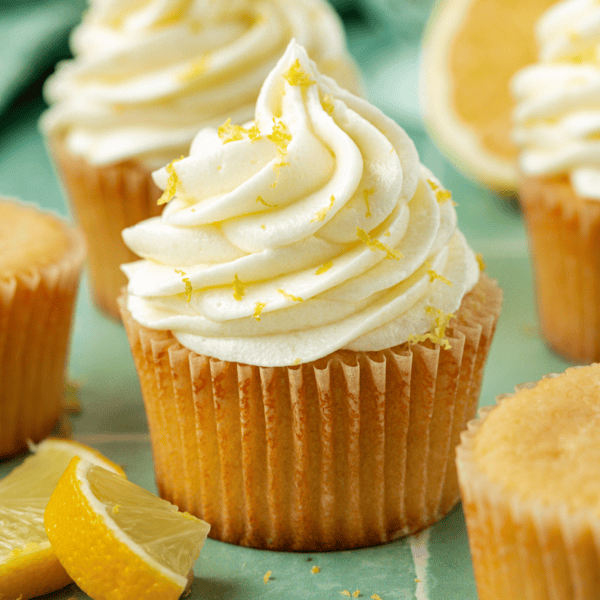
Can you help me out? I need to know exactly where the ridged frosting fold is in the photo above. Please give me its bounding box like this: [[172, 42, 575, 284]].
[[41, 0, 360, 167], [122, 41, 479, 366], [512, 0, 600, 198]]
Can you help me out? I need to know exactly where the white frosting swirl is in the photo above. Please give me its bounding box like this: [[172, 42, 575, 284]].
[[41, 0, 360, 167], [512, 0, 600, 198], [122, 41, 479, 366]]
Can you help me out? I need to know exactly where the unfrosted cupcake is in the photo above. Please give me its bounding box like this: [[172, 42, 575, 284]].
[[512, 0, 600, 362], [119, 40, 502, 551], [41, 0, 361, 320], [457, 363, 600, 600], [0, 198, 85, 457]]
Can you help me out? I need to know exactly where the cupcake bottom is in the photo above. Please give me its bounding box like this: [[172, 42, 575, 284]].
[[457, 381, 600, 600], [48, 136, 163, 320], [120, 273, 501, 551], [520, 175, 600, 363]]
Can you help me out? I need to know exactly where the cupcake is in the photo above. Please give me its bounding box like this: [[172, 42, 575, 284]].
[[457, 363, 600, 600], [512, 0, 600, 363], [41, 0, 361, 320], [0, 198, 85, 457], [119, 40, 502, 551]]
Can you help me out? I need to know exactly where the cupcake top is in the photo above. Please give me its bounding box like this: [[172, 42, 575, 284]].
[[472, 364, 600, 514], [0, 200, 76, 277], [512, 0, 600, 199], [121, 41, 479, 367], [41, 0, 360, 168]]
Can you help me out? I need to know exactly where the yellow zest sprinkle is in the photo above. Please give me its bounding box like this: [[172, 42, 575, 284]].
[[233, 274, 246, 301], [353, 591, 361, 598], [267, 119, 292, 155], [476, 253, 486, 271], [340, 592, 351, 597], [311, 566, 320, 574], [427, 179, 439, 191], [247, 122, 262, 141], [283, 59, 316, 88], [356, 227, 402, 260], [253, 302, 266, 322], [218, 118, 246, 144], [415, 579, 421, 583], [321, 94, 335, 115], [316, 260, 333, 275], [257, 195, 277, 208], [277, 289, 304, 303], [263, 571, 272, 584], [178, 55, 209, 82], [174, 269, 193, 302], [407, 306, 455, 350], [261, 224, 266, 229], [436, 189, 452, 204], [363, 187, 375, 217], [311, 195, 336, 223], [112, 505, 120, 514], [157, 156, 184, 205], [293, 358, 301, 365], [371, 595, 383, 600], [425, 261, 452, 286], [384, 230, 390, 237]]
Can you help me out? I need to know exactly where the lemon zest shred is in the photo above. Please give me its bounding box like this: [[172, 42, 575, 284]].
[[436, 189, 452, 204], [427, 179, 439, 191], [425, 261, 452, 286], [363, 187, 375, 217], [157, 156, 184, 205], [311, 566, 321, 574], [257, 195, 277, 208], [174, 269, 193, 302], [311, 194, 335, 223], [340, 592, 351, 597], [247, 122, 261, 141], [233, 274, 246, 301], [267, 119, 292, 155], [178, 55, 210, 82], [353, 591, 361, 598], [218, 118, 246, 144], [321, 94, 335, 115], [263, 571, 272, 584], [476, 253, 486, 271], [283, 59, 316, 88], [384, 230, 391, 237], [293, 358, 301, 365], [316, 260, 333, 275], [371, 595, 383, 600], [112, 505, 120, 514], [253, 302, 266, 322], [407, 306, 455, 350], [277, 288, 303, 302], [356, 227, 402, 260]]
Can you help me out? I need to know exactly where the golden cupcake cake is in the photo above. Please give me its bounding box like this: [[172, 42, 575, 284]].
[[41, 0, 361, 320], [0, 198, 85, 457], [512, 0, 600, 362], [457, 363, 600, 600], [119, 40, 502, 551]]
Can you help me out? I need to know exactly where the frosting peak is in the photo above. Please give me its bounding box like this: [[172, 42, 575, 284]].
[[122, 41, 479, 366]]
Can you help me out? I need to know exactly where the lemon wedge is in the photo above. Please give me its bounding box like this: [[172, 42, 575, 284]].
[[45, 456, 210, 600], [421, 0, 557, 191], [0, 438, 124, 600]]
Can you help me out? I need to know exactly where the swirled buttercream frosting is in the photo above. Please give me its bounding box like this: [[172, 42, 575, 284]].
[[512, 0, 600, 199], [41, 0, 360, 167], [121, 41, 480, 366]]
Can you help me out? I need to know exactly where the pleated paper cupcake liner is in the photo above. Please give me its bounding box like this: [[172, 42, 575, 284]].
[[120, 273, 502, 551], [457, 378, 600, 600], [0, 213, 85, 458], [520, 175, 600, 363], [48, 136, 163, 321]]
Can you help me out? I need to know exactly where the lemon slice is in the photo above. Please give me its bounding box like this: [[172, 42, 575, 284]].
[[0, 438, 124, 600], [421, 0, 557, 191], [45, 456, 211, 600]]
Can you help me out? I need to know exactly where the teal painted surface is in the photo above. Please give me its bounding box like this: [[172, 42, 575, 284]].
[[0, 1, 574, 598]]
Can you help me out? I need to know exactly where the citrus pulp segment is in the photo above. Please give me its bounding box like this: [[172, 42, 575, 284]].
[[421, 0, 558, 191], [0, 438, 124, 600], [45, 457, 210, 600]]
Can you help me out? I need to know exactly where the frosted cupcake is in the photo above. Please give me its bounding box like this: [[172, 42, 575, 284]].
[[512, 0, 600, 362], [457, 364, 600, 600], [41, 0, 361, 320], [119, 40, 502, 551], [0, 199, 85, 457]]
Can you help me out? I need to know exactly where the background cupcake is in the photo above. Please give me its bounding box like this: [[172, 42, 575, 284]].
[[41, 0, 362, 320], [0, 198, 85, 457], [512, 0, 600, 363], [457, 363, 600, 600], [119, 40, 502, 551]]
